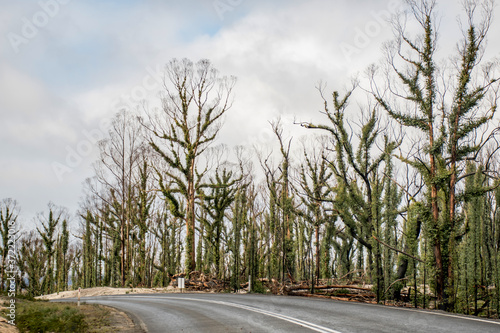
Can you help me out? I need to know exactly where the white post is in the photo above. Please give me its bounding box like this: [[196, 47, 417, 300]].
[[78, 287, 81, 306], [178, 278, 185, 293]]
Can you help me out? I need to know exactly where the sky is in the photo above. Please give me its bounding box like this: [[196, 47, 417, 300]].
[[1, 0, 500, 228]]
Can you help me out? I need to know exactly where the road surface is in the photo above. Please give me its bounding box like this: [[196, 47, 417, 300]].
[[55, 293, 500, 332]]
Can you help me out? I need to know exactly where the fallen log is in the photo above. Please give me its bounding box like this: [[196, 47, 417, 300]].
[[290, 292, 377, 302], [287, 284, 372, 292]]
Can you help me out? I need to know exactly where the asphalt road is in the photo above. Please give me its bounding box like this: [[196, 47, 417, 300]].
[[55, 293, 500, 332]]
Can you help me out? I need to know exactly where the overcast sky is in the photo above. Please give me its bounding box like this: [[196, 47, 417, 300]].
[[2, 0, 500, 227]]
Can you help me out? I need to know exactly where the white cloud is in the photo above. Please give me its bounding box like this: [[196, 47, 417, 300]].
[[0, 64, 50, 115]]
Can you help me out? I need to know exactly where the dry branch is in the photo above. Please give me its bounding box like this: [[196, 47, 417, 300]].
[[372, 235, 424, 263]]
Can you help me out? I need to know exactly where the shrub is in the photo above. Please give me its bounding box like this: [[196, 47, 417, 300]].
[[16, 301, 87, 333]]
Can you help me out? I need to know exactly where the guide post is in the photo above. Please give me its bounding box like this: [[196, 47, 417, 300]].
[[178, 277, 185, 293]]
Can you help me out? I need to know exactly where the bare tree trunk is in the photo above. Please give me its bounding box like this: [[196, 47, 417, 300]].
[[315, 225, 320, 285]]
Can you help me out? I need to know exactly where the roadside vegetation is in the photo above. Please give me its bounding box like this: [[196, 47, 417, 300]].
[[0, 296, 137, 333]]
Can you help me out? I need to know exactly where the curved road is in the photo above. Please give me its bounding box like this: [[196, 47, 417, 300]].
[[56, 293, 500, 332]]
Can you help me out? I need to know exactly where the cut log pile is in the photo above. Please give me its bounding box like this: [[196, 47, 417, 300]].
[[168, 273, 419, 306], [170, 271, 228, 292], [286, 283, 376, 303]]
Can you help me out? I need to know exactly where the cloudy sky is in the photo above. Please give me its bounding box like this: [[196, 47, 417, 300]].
[[2, 0, 500, 227]]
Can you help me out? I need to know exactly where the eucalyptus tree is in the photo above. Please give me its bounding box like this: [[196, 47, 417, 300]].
[[230, 184, 254, 291], [36, 203, 67, 294], [94, 110, 146, 286], [81, 210, 96, 288], [0, 198, 19, 291], [381, 135, 402, 296], [152, 207, 178, 287], [372, 0, 499, 308], [130, 147, 156, 286], [458, 157, 500, 315], [143, 58, 236, 272], [274, 122, 297, 282], [243, 182, 261, 292], [199, 165, 242, 278], [258, 120, 297, 283], [269, 121, 297, 282], [260, 156, 281, 280], [55, 219, 69, 292], [301, 85, 398, 302], [17, 231, 47, 297], [297, 143, 333, 289]]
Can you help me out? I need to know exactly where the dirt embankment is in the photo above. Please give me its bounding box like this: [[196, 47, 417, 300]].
[[36, 286, 176, 300]]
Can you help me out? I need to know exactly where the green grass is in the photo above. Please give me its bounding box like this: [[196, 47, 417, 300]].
[[0, 298, 115, 333], [80, 304, 112, 333], [16, 300, 87, 332]]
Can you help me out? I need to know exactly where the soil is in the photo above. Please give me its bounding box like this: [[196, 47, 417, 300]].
[[36, 286, 175, 300], [0, 316, 18, 333], [81, 304, 145, 333]]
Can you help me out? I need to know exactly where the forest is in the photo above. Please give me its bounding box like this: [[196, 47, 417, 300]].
[[2, 0, 500, 318]]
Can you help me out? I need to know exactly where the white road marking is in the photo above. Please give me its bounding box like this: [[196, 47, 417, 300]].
[[120, 295, 343, 333]]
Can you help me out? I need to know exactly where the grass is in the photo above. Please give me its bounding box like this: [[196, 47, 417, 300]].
[[15, 300, 87, 332], [0, 299, 114, 333], [79, 304, 115, 333]]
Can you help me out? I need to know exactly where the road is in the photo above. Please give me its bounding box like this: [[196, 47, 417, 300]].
[[55, 293, 500, 332]]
